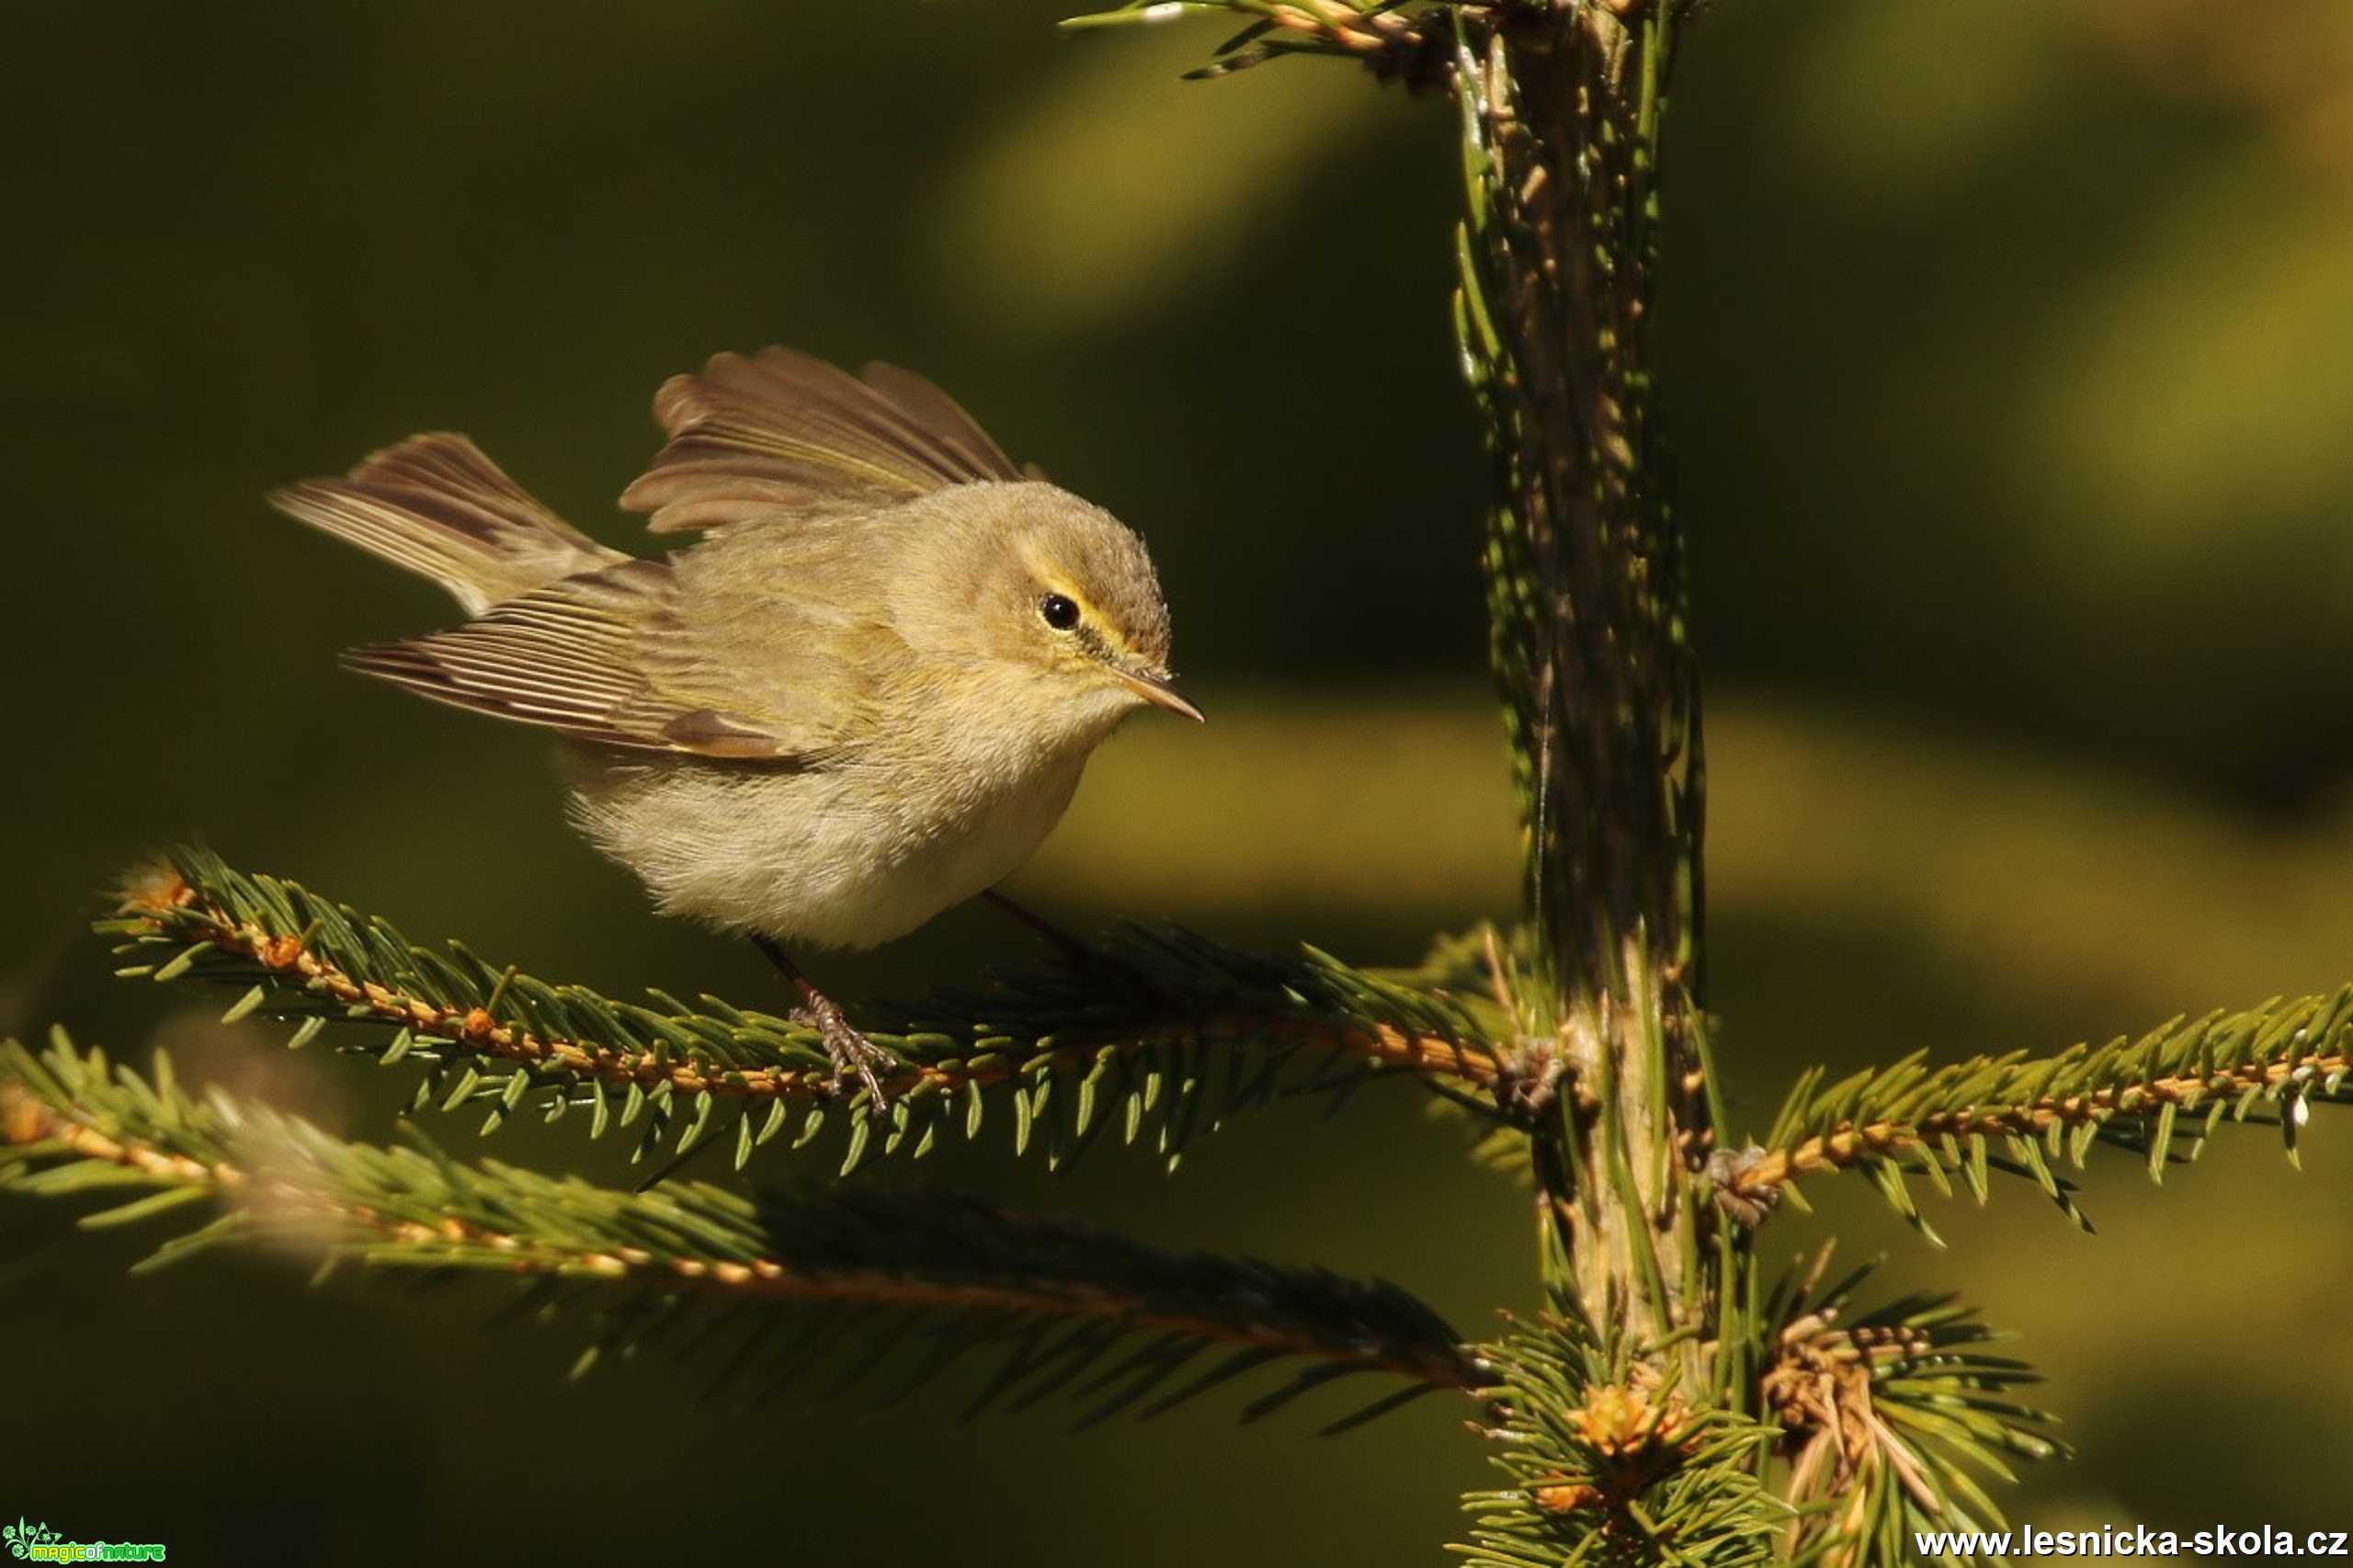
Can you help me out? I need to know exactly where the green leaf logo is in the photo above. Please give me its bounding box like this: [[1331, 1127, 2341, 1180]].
[[5, 1518, 63, 1560]]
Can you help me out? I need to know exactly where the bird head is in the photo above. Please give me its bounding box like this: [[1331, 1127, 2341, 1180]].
[[912, 483, 1201, 728]]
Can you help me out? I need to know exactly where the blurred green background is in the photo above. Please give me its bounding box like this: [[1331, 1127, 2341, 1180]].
[[5, 1, 2350, 1562]]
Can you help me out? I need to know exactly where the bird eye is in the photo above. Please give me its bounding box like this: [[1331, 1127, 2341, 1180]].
[[1039, 593, 1081, 631]]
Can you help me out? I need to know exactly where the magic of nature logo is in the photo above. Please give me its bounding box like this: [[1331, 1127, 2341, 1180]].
[[4, 1519, 165, 1562]]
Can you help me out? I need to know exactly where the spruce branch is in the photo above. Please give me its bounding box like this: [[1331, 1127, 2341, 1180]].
[[1454, 1317, 1786, 1568], [106, 847, 1506, 1177], [1454, 0, 1705, 1002], [1726, 986, 2353, 1239], [1061, 1, 1462, 86], [1, 1035, 1484, 1429], [1059, 0, 1722, 1416], [1756, 1249, 2063, 1567], [1448, 0, 1715, 1370]]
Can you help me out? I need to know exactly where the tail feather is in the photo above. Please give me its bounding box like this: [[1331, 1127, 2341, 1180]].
[[271, 433, 625, 614]]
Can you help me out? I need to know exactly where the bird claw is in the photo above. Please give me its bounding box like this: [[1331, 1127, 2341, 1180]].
[[751, 935, 901, 1119], [791, 994, 900, 1119]]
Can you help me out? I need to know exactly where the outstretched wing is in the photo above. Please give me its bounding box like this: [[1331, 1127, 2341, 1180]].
[[618, 347, 1025, 535], [341, 561, 815, 760]]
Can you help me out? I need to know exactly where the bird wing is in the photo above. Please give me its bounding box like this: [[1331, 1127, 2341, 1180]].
[[271, 432, 626, 614], [341, 560, 831, 761], [618, 347, 1025, 535]]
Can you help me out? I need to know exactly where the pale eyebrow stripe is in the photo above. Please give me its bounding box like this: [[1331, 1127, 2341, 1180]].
[[1039, 577, 1145, 665]]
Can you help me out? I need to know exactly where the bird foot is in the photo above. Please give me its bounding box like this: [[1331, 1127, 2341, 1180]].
[[790, 989, 901, 1117], [749, 935, 902, 1117]]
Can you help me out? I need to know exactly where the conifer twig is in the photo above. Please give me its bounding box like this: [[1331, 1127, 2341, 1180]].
[[106, 848, 1506, 1176], [1754, 1248, 2061, 1560], [1726, 987, 2353, 1236], [1, 1036, 1484, 1427], [1457, 1316, 1785, 1568], [1061, 1, 1463, 88]]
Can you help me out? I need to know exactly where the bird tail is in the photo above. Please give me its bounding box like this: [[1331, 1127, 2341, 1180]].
[[269, 433, 626, 615]]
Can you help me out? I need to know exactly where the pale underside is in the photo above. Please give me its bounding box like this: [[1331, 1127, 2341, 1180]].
[[563, 723, 1096, 950]]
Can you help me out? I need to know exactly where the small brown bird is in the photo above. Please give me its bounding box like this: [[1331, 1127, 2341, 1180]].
[[272, 347, 1199, 1099]]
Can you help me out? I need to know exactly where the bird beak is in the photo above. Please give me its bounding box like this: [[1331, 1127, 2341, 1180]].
[[1117, 668, 1205, 723]]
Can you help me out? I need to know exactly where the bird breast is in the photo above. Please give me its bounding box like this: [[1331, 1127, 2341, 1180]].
[[563, 706, 1102, 950]]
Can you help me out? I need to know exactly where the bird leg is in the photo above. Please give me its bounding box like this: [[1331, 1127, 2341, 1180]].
[[980, 889, 1168, 1005], [750, 936, 900, 1114], [979, 888, 1103, 969]]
